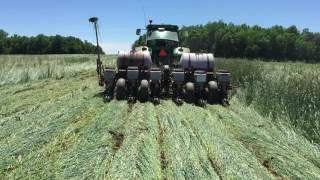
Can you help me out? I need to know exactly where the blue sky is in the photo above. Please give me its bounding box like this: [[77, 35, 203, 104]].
[[0, 0, 319, 53]]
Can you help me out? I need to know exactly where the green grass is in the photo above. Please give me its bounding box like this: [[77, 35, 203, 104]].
[[0, 55, 116, 86], [0, 55, 319, 179], [217, 58, 320, 143]]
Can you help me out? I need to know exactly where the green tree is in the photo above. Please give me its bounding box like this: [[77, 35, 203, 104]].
[[175, 21, 320, 61], [0, 30, 102, 55]]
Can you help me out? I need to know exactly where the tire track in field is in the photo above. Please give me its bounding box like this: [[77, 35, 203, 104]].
[[104, 103, 147, 179], [102, 103, 136, 176], [135, 103, 162, 179], [0, 98, 102, 178], [0, 85, 91, 140], [168, 103, 223, 179], [213, 105, 285, 179], [0, 85, 101, 177], [156, 111, 168, 180], [227, 103, 320, 170], [0, 73, 95, 118], [0, 86, 89, 130], [178, 110, 223, 179], [104, 102, 162, 179], [3, 98, 106, 179], [209, 103, 320, 179], [181, 103, 274, 179], [0, 78, 95, 142], [156, 101, 220, 179], [43, 101, 129, 179]]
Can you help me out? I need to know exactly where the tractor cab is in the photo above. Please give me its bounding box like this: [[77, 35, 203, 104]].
[[139, 24, 180, 66]]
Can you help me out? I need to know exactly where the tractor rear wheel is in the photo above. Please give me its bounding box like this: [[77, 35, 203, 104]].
[[115, 78, 126, 100], [184, 82, 195, 103], [207, 81, 219, 104], [138, 80, 149, 102]]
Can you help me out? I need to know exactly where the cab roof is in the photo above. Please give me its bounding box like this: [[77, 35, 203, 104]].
[[147, 24, 179, 32]]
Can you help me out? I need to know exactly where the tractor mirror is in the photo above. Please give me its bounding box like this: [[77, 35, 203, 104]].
[[136, 29, 141, 36]]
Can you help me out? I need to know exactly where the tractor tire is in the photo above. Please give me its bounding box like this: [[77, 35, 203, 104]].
[[207, 81, 219, 104], [115, 78, 126, 100], [184, 82, 195, 103], [138, 80, 149, 102]]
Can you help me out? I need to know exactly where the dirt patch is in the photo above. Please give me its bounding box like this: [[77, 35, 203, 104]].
[[160, 150, 167, 172], [13, 87, 35, 94], [108, 130, 125, 152], [208, 158, 222, 180], [93, 92, 104, 98], [262, 157, 283, 179], [127, 103, 134, 114], [157, 114, 168, 179], [4, 164, 17, 173]]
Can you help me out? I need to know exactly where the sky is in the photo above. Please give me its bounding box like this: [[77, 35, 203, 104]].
[[0, 0, 319, 54]]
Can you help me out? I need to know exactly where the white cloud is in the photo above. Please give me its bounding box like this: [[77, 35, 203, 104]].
[[101, 42, 132, 54]]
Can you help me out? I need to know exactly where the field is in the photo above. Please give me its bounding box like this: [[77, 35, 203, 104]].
[[0, 55, 320, 179]]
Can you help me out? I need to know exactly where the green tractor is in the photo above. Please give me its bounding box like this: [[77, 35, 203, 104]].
[[89, 17, 231, 106]]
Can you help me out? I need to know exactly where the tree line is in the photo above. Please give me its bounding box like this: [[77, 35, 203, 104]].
[[134, 21, 320, 62], [0, 29, 104, 54]]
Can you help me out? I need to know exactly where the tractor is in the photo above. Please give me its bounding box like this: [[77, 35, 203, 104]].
[[89, 17, 231, 106]]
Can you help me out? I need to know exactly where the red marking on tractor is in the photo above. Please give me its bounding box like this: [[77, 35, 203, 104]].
[[159, 49, 168, 57]]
